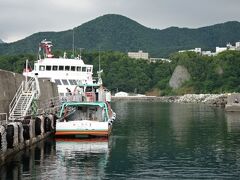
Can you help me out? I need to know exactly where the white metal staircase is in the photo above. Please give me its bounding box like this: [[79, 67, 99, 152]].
[[9, 76, 40, 121]]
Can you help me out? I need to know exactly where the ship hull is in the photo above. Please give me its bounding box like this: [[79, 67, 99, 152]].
[[56, 120, 111, 137]]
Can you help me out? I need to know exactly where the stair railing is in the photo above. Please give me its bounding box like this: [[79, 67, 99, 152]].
[[9, 81, 24, 117], [9, 75, 40, 120], [20, 77, 37, 117]]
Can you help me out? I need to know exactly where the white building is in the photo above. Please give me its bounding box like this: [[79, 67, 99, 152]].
[[114, 92, 129, 97], [149, 58, 171, 63], [179, 48, 202, 54], [236, 42, 240, 49], [128, 50, 149, 60], [216, 47, 228, 54], [202, 51, 215, 56]]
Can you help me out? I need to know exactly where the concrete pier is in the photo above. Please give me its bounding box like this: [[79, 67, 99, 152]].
[[0, 69, 58, 166]]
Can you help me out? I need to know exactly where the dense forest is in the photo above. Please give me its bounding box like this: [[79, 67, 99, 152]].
[[1, 14, 240, 57], [0, 50, 240, 95]]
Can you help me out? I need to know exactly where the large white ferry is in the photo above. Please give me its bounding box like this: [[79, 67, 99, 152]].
[[23, 39, 93, 97]]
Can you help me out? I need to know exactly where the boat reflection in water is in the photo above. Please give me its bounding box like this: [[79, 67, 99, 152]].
[[56, 138, 109, 153], [55, 138, 110, 179], [0, 137, 110, 180]]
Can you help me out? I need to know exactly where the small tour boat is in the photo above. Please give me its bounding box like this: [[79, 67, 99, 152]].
[[55, 101, 116, 137], [55, 77, 116, 137]]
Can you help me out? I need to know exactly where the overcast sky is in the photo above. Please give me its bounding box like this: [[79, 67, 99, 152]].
[[1, 0, 240, 42]]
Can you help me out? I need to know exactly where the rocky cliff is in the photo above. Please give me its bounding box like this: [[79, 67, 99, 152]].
[[169, 65, 191, 89]]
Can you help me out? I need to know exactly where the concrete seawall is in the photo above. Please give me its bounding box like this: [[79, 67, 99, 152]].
[[0, 69, 58, 114], [0, 69, 58, 166]]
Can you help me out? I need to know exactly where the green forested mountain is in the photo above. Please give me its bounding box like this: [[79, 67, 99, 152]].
[[1, 14, 240, 57]]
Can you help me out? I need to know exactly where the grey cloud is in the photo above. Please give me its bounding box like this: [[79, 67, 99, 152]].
[[0, 0, 240, 42]]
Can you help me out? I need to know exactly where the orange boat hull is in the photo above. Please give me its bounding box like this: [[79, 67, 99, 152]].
[[55, 130, 109, 137]]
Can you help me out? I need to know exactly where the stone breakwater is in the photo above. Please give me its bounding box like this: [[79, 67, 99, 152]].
[[173, 94, 227, 107], [112, 94, 227, 107]]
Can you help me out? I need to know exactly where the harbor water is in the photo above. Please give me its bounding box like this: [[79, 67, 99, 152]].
[[1, 101, 240, 179]]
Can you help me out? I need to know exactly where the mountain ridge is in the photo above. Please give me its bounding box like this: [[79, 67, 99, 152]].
[[0, 14, 240, 57]]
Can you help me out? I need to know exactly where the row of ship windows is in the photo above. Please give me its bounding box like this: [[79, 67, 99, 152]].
[[55, 79, 78, 85], [38, 65, 92, 72]]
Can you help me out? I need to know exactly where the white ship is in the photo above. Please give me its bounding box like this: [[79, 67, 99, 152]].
[[23, 40, 116, 138], [23, 39, 93, 97]]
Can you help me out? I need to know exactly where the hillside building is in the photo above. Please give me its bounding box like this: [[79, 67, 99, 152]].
[[179, 41, 240, 56], [178, 48, 202, 54], [128, 50, 149, 60], [216, 47, 227, 54], [149, 58, 171, 63]]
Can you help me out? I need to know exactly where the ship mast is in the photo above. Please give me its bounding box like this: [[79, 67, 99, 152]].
[[97, 48, 103, 85], [72, 28, 75, 58]]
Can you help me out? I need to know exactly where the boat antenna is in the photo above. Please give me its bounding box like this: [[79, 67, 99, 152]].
[[79, 48, 84, 59], [98, 48, 101, 71], [25, 59, 28, 90], [97, 48, 103, 85], [72, 28, 75, 57]]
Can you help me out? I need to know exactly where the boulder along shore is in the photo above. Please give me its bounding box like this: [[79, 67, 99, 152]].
[[112, 94, 227, 107]]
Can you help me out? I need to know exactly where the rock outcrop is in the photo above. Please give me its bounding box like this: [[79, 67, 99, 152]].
[[169, 65, 191, 89]]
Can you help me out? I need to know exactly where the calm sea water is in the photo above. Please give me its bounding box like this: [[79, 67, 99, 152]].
[[1, 102, 240, 179]]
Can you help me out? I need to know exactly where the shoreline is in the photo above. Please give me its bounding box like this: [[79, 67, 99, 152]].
[[112, 94, 227, 107]]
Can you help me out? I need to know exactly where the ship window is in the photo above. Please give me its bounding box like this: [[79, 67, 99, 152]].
[[69, 79, 77, 85], [39, 66, 45, 71], [77, 66, 81, 71], [54, 79, 62, 85], [53, 66, 58, 71], [59, 66, 64, 71], [86, 86, 92, 92], [65, 66, 70, 71], [82, 67, 86, 72], [62, 79, 69, 85], [87, 67, 91, 72], [71, 66, 76, 71], [73, 80, 77, 85], [46, 66, 51, 71]]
